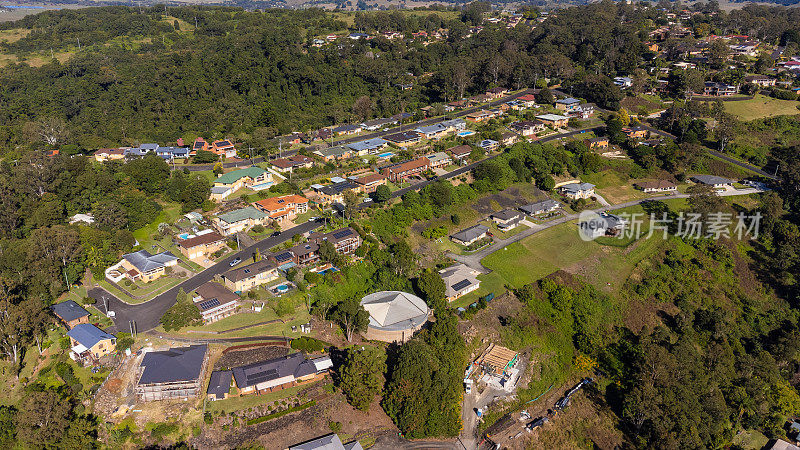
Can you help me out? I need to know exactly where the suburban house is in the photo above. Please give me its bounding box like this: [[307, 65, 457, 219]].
[[271, 155, 314, 173], [465, 110, 493, 123], [744, 75, 775, 87], [439, 263, 481, 302], [346, 138, 389, 156], [333, 124, 363, 136], [135, 345, 208, 401], [105, 250, 179, 283], [449, 144, 473, 163], [413, 118, 466, 140], [51, 300, 90, 329], [193, 137, 211, 154], [360, 117, 397, 131], [384, 131, 422, 147], [93, 148, 126, 162], [232, 352, 332, 394], [287, 241, 321, 265], [289, 433, 363, 450], [485, 87, 509, 99], [451, 224, 490, 246], [352, 173, 387, 194], [316, 181, 360, 205], [66, 324, 116, 362], [585, 137, 610, 151], [635, 180, 678, 193], [491, 209, 524, 230], [426, 152, 452, 170], [691, 175, 734, 188], [480, 139, 500, 152], [622, 126, 648, 140], [501, 132, 519, 146], [381, 157, 430, 182], [253, 194, 309, 224], [312, 145, 352, 162], [360, 291, 430, 343], [213, 207, 269, 236], [207, 370, 233, 401], [559, 182, 596, 200], [703, 81, 738, 96], [570, 104, 596, 119], [517, 94, 538, 108], [579, 212, 627, 239], [555, 97, 582, 112], [510, 120, 544, 137], [536, 114, 570, 128], [177, 231, 227, 261], [211, 139, 237, 158], [193, 281, 240, 323], [311, 227, 362, 255], [614, 76, 634, 88], [211, 166, 273, 201], [520, 199, 560, 215], [221, 259, 280, 293]]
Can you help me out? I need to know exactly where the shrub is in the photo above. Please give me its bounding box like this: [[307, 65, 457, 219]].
[[328, 421, 343, 433], [291, 337, 328, 353], [251, 224, 266, 234]]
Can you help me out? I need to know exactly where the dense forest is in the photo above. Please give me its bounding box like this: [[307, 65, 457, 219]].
[[1, 2, 797, 155]]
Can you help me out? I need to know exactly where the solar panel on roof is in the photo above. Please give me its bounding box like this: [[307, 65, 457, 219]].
[[199, 298, 221, 309], [243, 269, 250, 274], [332, 229, 352, 239], [275, 252, 292, 262], [247, 368, 278, 385], [452, 279, 472, 291]]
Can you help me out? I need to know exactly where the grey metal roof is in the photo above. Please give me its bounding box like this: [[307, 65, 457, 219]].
[[123, 250, 178, 273], [451, 224, 489, 243], [290, 434, 364, 450], [560, 182, 595, 194], [231, 352, 315, 389], [51, 300, 90, 323], [346, 138, 388, 152], [207, 370, 232, 399], [360, 291, 430, 332], [493, 209, 522, 221], [520, 199, 560, 214], [223, 259, 278, 283], [66, 324, 115, 349], [138, 345, 207, 385]]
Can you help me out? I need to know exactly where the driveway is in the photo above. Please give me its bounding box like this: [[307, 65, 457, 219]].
[[89, 220, 323, 333], [449, 188, 766, 271]]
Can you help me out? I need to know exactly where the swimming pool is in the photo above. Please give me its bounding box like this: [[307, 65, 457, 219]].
[[457, 130, 476, 137], [377, 152, 394, 159], [177, 233, 190, 240], [317, 267, 340, 276], [275, 284, 290, 293]]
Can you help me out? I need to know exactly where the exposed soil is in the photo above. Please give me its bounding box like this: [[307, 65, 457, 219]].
[[214, 345, 289, 370], [193, 383, 397, 449]]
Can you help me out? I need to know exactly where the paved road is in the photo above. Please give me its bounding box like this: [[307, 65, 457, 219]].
[[89, 220, 323, 333], [366, 125, 604, 206], [449, 188, 766, 272]]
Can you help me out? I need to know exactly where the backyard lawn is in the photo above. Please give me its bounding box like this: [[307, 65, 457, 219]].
[[724, 94, 800, 121], [450, 271, 506, 309], [207, 384, 309, 413]]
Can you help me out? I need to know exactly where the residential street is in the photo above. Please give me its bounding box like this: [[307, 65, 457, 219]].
[[89, 219, 323, 333], [449, 188, 766, 272]]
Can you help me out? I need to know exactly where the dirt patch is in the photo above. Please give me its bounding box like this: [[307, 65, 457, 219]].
[[214, 345, 290, 370], [193, 383, 397, 449]]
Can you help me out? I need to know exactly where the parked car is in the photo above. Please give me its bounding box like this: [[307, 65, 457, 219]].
[[230, 258, 241, 266]]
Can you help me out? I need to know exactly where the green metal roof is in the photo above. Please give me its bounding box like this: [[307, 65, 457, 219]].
[[215, 166, 267, 185], [216, 206, 268, 224]]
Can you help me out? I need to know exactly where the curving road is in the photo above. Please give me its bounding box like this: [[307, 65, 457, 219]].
[[89, 220, 323, 333], [448, 187, 767, 272]]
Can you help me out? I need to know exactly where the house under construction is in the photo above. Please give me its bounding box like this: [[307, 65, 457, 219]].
[[135, 345, 208, 402]]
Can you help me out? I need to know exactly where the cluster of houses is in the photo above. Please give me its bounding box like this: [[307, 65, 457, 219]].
[[93, 137, 240, 162]]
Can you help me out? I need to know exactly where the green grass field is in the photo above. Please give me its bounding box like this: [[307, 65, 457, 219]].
[[207, 384, 308, 413], [724, 94, 800, 121]]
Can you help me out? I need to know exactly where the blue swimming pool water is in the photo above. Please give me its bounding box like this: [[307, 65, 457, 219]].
[[177, 233, 190, 240], [377, 152, 394, 158], [317, 267, 340, 276], [457, 130, 476, 137], [276, 284, 289, 292]]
